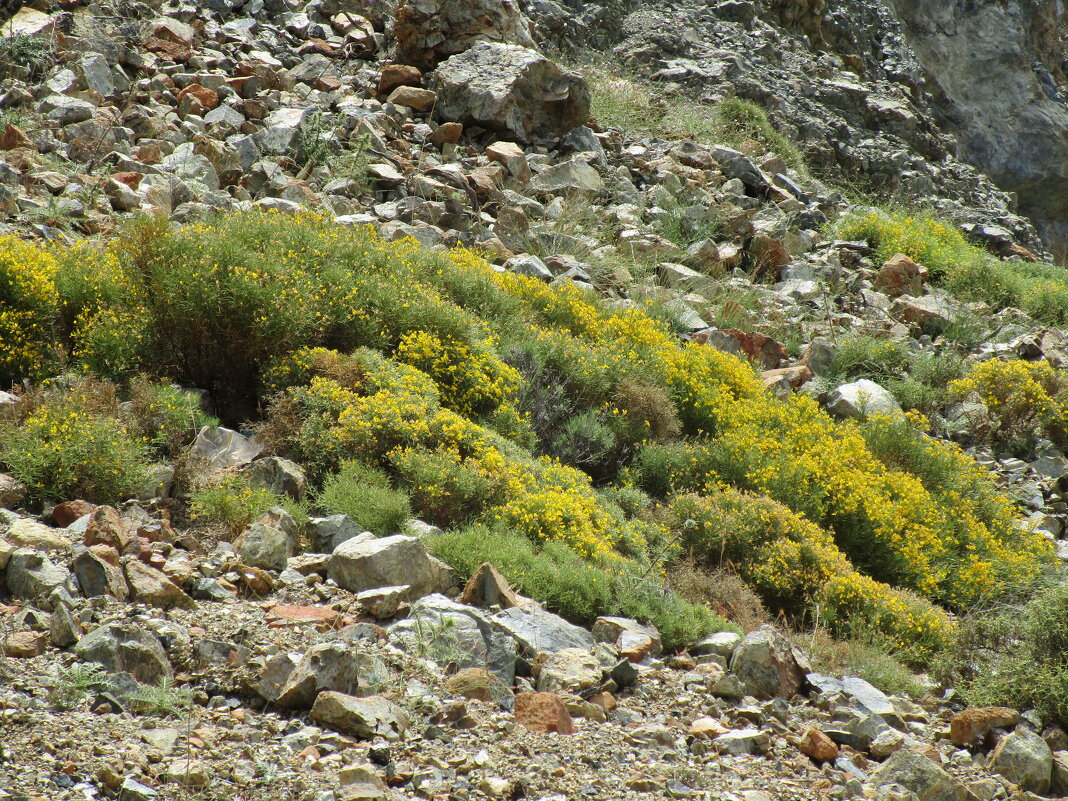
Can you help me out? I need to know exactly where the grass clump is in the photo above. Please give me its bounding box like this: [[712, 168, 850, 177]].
[[316, 460, 411, 536], [47, 662, 112, 710], [189, 473, 299, 537], [834, 208, 1068, 325], [127, 677, 193, 718], [804, 629, 927, 698], [582, 59, 805, 171]]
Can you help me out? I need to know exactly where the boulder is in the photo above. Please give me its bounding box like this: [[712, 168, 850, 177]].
[[989, 728, 1053, 794], [514, 691, 575, 734], [729, 625, 808, 699], [874, 253, 927, 298], [447, 667, 515, 708], [434, 43, 590, 142], [826, 379, 902, 420], [124, 558, 194, 609], [0, 474, 25, 509], [390, 594, 517, 685], [71, 544, 129, 600], [591, 616, 662, 660], [328, 534, 440, 598], [84, 506, 131, 552], [75, 622, 172, 684], [869, 749, 967, 801], [275, 642, 383, 708], [492, 603, 595, 657], [460, 562, 524, 609], [891, 294, 955, 335], [394, 0, 535, 70], [949, 707, 1020, 747], [308, 515, 368, 552], [234, 519, 294, 571], [310, 692, 410, 740], [6, 549, 70, 602], [797, 727, 839, 762], [536, 647, 603, 694], [5, 518, 70, 551], [530, 157, 603, 193]]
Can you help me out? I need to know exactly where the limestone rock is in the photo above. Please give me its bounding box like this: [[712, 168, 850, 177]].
[[514, 692, 575, 734], [75, 622, 172, 684], [124, 558, 194, 610], [729, 625, 808, 699], [310, 692, 410, 740], [989, 728, 1053, 794], [826, 378, 902, 420], [394, 0, 535, 70], [869, 749, 967, 801], [328, 534, 440, 598], [6, 549, 70, 602], [536, 647, 603, 694], [492, 603, 595, 657], [434, 43, 590, 142], [275, 642, 374, 708]]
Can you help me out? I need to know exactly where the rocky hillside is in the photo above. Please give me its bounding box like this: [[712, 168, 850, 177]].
[[3, 0, 1068, 800]]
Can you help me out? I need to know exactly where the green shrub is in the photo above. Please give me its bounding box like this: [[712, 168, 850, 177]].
[[127, 377, 217, 458], [803, 629, 926, 698], [829, 334, 909, 381], [316, 460, 412, 536], [428, 526, 735, 649], [935, 580, 1068, 728], [0, 381, 151, 504], [189, 473, 293, 537], [389, 447, 497, 528]]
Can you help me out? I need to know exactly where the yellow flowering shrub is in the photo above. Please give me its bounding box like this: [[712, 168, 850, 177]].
[[0, 235, 60, 383], [949, 358, 1068, 446]]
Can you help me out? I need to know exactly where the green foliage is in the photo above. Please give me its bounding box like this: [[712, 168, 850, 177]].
[[935, 579, 1068, 728], [581, 59, 805, 171], [189, 473, 295, 537], [0, 34, 51, 71], [0, 379, 151, 505], [316, 460, 412, 536], [127, 377, 217, 458], [48, 662, 112, 710], [429, 526, 736, 650], [127, 676, 193, 718], [834, 209, 1068, 325], [804, 630, 926, 698], [295, 111, 333, 167], [389, 447, 496, 528]]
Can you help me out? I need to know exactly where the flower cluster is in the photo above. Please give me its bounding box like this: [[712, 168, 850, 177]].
[[949, 358, 1068, 446], [0, 235, 60, 383]]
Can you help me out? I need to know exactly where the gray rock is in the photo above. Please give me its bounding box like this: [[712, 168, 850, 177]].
[[808, 674, 899, 720], [504, 254, 553, 280], [826, 379, 902, 420], [6, 549, 70, 602], [434, 43, 590, 142], [729, 625, 808, 699], [390, 594, 517, 686], [590, 616, 662, 658], [491, 603, 595, 657], [235, 520, 294, 571], [394, 0, 535, 69], [71, 544, 129, 600], [328, 534, 440, 598], [530, 157, 604, 193], [49, 600, 79, 647], [0, 473, 26, 509], [869, 749, 967, 801], [118, 777, 158, 800], [989, 728, 1053, 794], [308, 515, 370, 552], [691, 631, 743, 659], [890, 294, 955, 335], [38, 95, 96, 126], [245, 457, 307, 502], [310, 692, 410, 740], [275, 642, 385, 708], [536, 647, 603, 693], [715, 727, 770, 755], [75, 622, 172, 684], [124, 558, 194, 609]]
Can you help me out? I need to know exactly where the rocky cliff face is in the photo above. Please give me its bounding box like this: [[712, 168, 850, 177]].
[[889, 0, 1068, 261], [528, 0, 1068, 260]]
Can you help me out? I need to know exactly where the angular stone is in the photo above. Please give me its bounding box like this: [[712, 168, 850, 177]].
[[492, 604, 595, 657], [72, 544, 129, 600], [514, 692, 574, 734], [390, 594, 516, 686], [75, 622, 172, 684], [84, 506, 132, 552], [379, 64, 423, 96], [328, 535, 440, 598], [308, 515, 368, 553], [244, 457, 307, 502], [395, 0, 535, 70], [826, 379, 902, 420], [435, 43, 590, 143], [870, 749, 967, 801], [234, 520, 294, 571], [875, 253, 927, 299], [6, 549, 70, 602], [53, 500, 95, 528], [447, 667, 514, 707], [124, 558, 194, 609], [387, 86, 437, 111], [310, 692, 410, 740], [591, 616, 662, 660], [729, 625, 808, 700], [461, 562, 524, 609], [797, 727, 839, 762], [0, 474, 25, 508], [486, 141, 530, 181], [536, 647, 603, 694], [891, 294, 955, 335], [5, 630, 46, 658], [989, 728, 1053, 794], [715, 728, 770, 755], [275, 642, 372, 708], [530, 157, 603, 193], [950, 707, 1020, 747], [5, 518, 70, 551]]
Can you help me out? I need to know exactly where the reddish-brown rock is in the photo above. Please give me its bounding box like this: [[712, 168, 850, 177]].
[[0, 124, 34, 151], [723, 329, 789, 370], [5, 631, 47, 658], [378, 64, 423, 97], [874, 253, 927, 299], [798, 727, 840, 762], [950, 707, 1020, 747], [53, 500, 96, 527], [84, 506, 132, 552], [514, 692, 575, 734], [177, 83, 219, 111]]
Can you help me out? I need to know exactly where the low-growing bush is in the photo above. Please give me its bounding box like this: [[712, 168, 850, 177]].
[[668, 560, 769, 632], [0, 234, 60, 385], [127, 377, 217, 458], [189, 473, 292, 537], [316, 460, 411, 536], [0, 380, 151, 505], [948, 358, 1068, 448]]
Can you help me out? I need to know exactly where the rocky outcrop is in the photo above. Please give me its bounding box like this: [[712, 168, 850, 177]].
[[394, 0, 535, 70], [890, 0, 1068, 260]]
